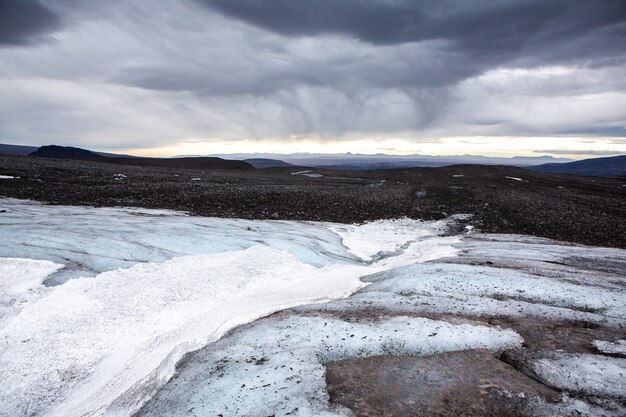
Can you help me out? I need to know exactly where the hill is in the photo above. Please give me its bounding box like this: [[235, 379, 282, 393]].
[[527, 155, 626, 177], [0, 144, 39, 156], [29, 145, 253, 170], [30, 145, 103, 159], [244, 158, 293, 168]]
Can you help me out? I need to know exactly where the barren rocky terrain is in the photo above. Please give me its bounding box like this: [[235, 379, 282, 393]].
[[1, 155, 625, 247]]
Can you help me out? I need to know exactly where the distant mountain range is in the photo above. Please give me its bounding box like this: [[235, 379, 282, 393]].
[[4, 144, 253, 170], [0, 144, 39, 156], [243, 158, 293, 168], [2, 144, 623, 176], [202, 152, 574, 170], [527, 155, 626, 177]]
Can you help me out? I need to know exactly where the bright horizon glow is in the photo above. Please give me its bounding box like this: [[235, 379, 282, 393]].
[[117, 136, 626, 159]]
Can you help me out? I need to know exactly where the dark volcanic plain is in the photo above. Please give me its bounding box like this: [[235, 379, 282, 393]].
[[1, 155, 625, 248]]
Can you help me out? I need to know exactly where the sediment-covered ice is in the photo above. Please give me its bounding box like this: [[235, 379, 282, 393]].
[[298, 238, 626, 324], [528, 353, 626, 399], [297, 262, 625, 323], [0, 199, 457, 417], [593, 340, 626, 355], [136, 315, 522, 417]]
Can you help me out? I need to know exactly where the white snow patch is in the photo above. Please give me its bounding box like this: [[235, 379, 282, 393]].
[[453, 174, 464, 177], [0, 258, 64, 328], [505, 176, 524, 182], [593, 340, 626, 355], [190, 177, 201, 181], [0, 258, 63, 296], [327, 218, 448, 262], [291, 170, 323, 178], [529, 353, 626, 399], [0, 175, 17, 179]]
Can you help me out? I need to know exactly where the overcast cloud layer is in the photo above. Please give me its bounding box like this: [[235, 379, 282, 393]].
[[0, 0, 625, 155]]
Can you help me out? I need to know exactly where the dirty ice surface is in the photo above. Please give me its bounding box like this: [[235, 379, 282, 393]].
[[143, 233, 626, 417], [298, 233, 626, 324], [137, 315, 522, 417], [528, 353, 626, 399], [593, 339, 626, 355], [0, 199, 457, 417]]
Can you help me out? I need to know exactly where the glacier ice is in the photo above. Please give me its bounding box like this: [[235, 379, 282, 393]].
[[2, 198, 624, 417], [528, 353, 626, 399], [0, 198, 448, 285], [136, 315, 522, 417], [0, 199, 457, 417]]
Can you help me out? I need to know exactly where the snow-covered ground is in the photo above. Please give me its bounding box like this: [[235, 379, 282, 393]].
[[0, 199, 457, 417]]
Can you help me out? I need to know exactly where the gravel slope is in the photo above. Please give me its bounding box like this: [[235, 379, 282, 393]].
[[1, 155, 624, 247]]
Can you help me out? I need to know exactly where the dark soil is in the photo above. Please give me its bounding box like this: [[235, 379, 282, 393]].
[[1, 155, 625, 247], [326, 350, 561, 417]]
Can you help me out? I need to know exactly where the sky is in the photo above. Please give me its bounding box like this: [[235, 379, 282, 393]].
[[0, 0, 625, 158]]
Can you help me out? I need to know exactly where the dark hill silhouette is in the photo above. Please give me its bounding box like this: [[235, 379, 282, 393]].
[[30, 145, 102, 159], [0, 144, 39, 156], [29, 145, 253, 170], [244, 158, 293, 168], [527, 155, 625, 177]]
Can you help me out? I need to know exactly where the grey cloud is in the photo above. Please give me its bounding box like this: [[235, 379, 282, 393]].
[[108, 0, 625, 104], [201, 0, 626, 64], [0, 0, 61, 45], [0, 0, 625, 150]]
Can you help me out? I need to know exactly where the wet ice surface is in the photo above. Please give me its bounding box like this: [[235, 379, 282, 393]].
[[0, 199, 456, 417]]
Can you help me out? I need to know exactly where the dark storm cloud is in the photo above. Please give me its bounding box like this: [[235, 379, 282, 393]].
[[202, 0, 626, 64], [104, 0, 626, 104], [0, 0, 61, 45], [1, 0, 625, 149]]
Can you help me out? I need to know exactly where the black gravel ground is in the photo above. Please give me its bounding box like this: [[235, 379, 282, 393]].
[[1, 155, 625, 248]]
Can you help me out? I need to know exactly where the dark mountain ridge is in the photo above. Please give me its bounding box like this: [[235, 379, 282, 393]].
[[29, 145, 253, 170], [527, 154, 625, 177], [244, 158, 293, 168], [0, 144, 40, 156]]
